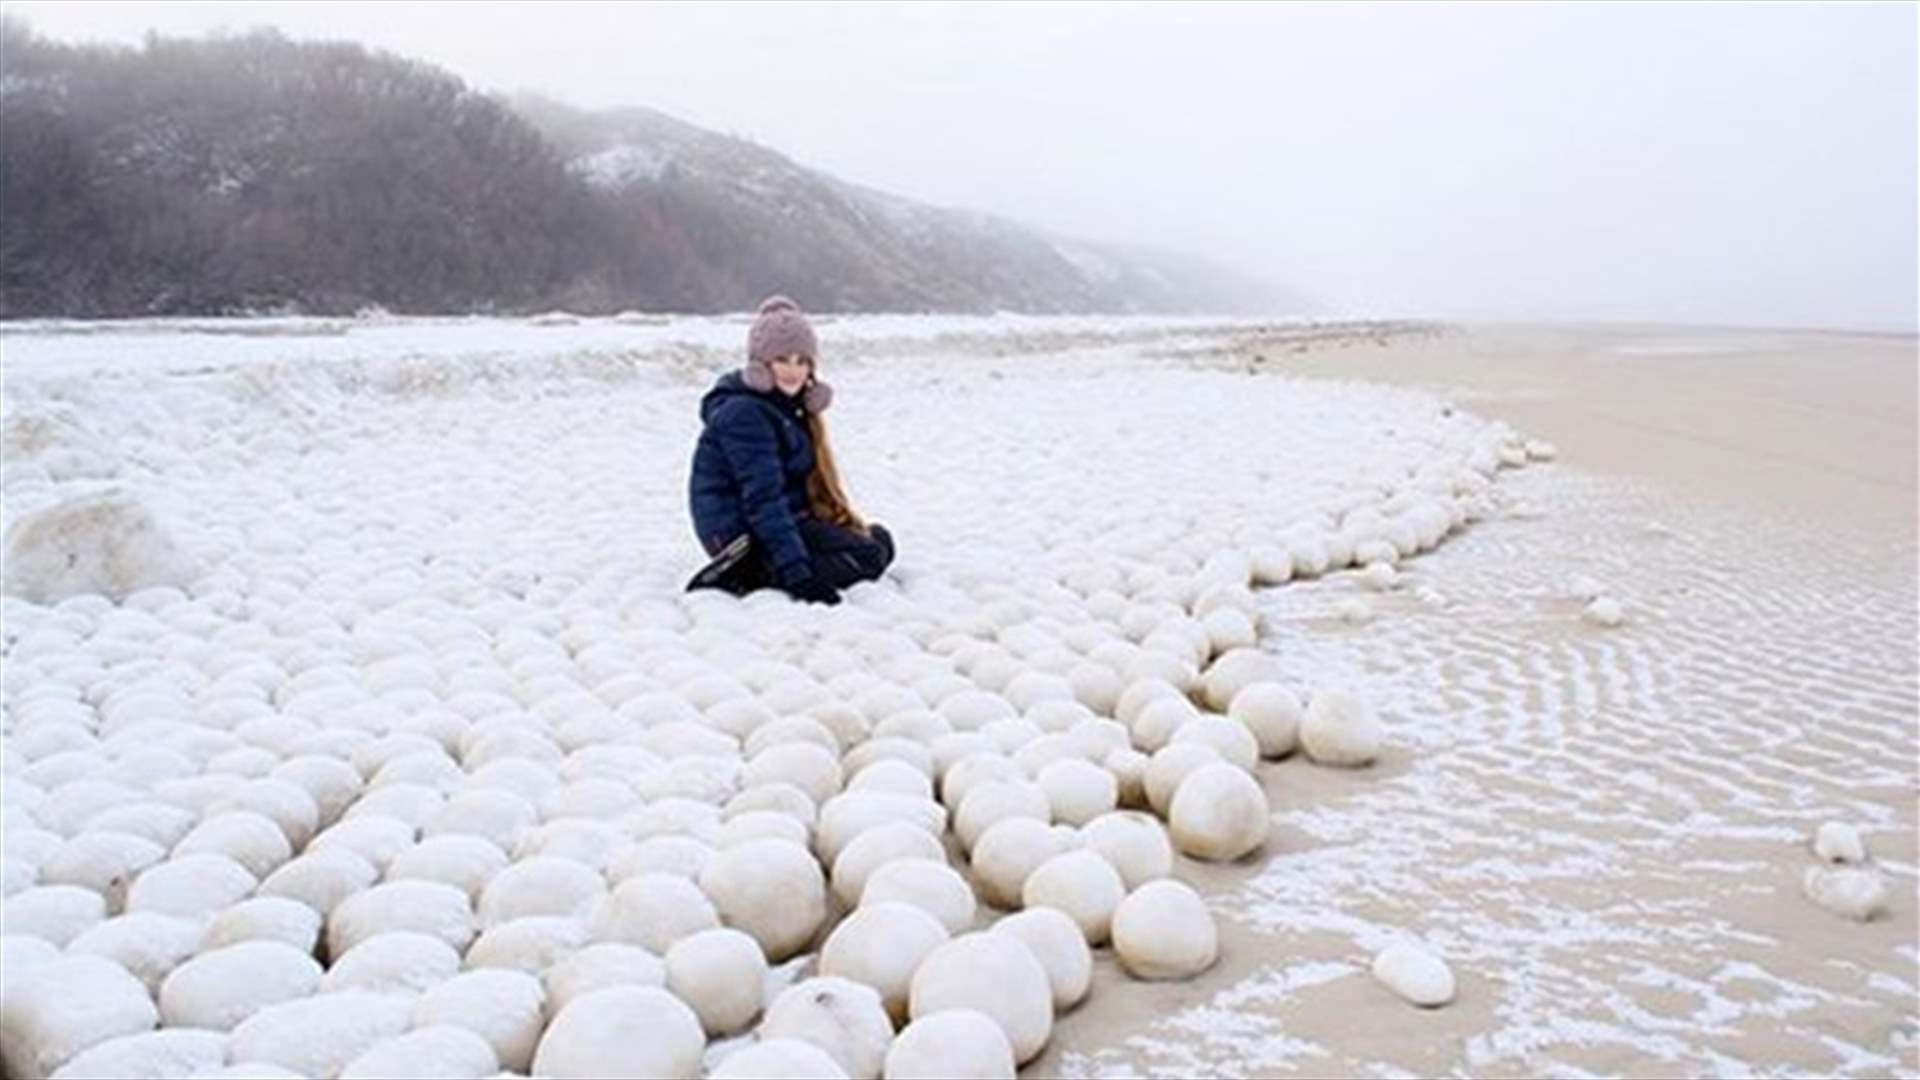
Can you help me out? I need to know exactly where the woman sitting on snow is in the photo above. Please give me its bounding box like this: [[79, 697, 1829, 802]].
[[685, 296, 894, 606]]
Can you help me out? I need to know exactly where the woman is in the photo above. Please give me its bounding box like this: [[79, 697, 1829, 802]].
[[686, 296, 894, 606]]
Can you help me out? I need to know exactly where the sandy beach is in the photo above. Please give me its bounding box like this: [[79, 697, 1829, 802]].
[[1045, 322, 1918, 1077], [1, 315, 1913, 1078]]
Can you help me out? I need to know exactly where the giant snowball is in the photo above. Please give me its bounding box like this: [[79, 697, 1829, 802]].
[[1198, 647, 1283, 712], [531, 986, 703, 1080], [830, 822, 945, 907], [1111, 881, 1217, 980], [970, 817, 1069, 910], [859, 859, 977, 935], [1168, 763, 1269, 861], [126, 854, 255, 919], [1035, 759, 1117, 827], [1169, 715, 1259, 772], [0, 954, 158, 1079], [698, 837, 827, 960], [954, 780, 1049, 852], [1228, 683, 1303, 759], [711, 1039, 852, 1080], [760, 976, 895, 1080], [256, 849, 377, 917], [338, 1025, 498, 1080], [328, 879, 475, 957], [411, 968, 546, 1073], [884, 1009, 1016, 1079], [664, 927, 767, 1036], [1143, 743, 1222, 817], [1021, 850, 1126, 944], [820, 901, 950, 1024], [2, 490, 183, 604], [159, 940, 321, 1030], [815, 793, 945, 865], [319, 930, 461, 995], [1, 884, 103, 946], [1370, 941, 1456, 1007], [228, 992, 413, 1079], [908, 932, 1053, 1065], [35, 1028, 226, 1080], [477, 855, 604, 928], [1076, 811, 1174, 891], [543, 943, 666, 1015], [991, 907, 1092, 1011], [588, 873, 718, 953], [1299, 689, 1384, 766]]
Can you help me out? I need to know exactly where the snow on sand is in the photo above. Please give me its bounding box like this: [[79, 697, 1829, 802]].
[[1, 315, 1912, 1077]]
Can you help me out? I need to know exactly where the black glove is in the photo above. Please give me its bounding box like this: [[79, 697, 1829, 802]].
[[783, 575, 842, 606]]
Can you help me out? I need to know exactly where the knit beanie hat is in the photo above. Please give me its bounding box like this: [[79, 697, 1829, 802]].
[[744, 295, 832, 413]]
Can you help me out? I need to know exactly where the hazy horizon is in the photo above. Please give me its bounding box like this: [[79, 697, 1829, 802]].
[[5, 1, 1915, 332]]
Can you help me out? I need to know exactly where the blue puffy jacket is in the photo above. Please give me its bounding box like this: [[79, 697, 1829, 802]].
[[687, 371, 816, 585]]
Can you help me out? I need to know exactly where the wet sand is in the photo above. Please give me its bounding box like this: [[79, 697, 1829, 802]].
[[1040, 323, 1918, 1078]]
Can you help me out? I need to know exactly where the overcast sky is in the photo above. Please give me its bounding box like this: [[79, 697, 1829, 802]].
[[8, 1, 1916, 330]]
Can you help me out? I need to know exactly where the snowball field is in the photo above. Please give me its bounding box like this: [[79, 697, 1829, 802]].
[[2, 315, 1912, 1078]]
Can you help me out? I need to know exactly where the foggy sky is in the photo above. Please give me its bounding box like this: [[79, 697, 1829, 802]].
[[7, 1, 1915, 330]]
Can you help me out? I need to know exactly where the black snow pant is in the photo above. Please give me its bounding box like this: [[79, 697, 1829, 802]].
[[689, 520, 894, 597]]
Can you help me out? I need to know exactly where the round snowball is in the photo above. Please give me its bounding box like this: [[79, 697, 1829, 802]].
[[991, 908, 1091, 1011], [1198, 648, 1284, 712], [884, 1009, 1016, 1079], [712, 1039, 851, 1080], [256, 849, 377, 917], [1143, 743, 1222, 817], [0, 884, 103, 946], [589, 873, 718, 954], [201, 896, 322, 954], [1035, 759, 1117, 827], [328, 879, 475, 957], [1111, 881, 1218, 980], [761, 976, 895, 1080], [228, 991, 413, 1079], [1169, 715, 1259, 772], [1102, 748, 1150, 809], [1300, 689, 1384, 766], [1371, 941, 1457, 1007], [1168, 763, 1270, 862], [831, 822, 945, 907], [339, 1025, 499, 1080], [1020, 850, 1126, 944], [954, 780, 1049, 852], [1129, 695, 1198, 754], [820, 901, 950, 1024], [860, 859, 977, 935], [531, 986, 703, 1080], [1075, 811, 1174, 891], [0, 954, 157, 1079], [477, 855, 604, 927], [665, 927, 767, 1036], [969, 817, 1070, 910], [159, 941, 321, 1030], [543, 943, 665, 1016], [411, 968, 546, 1073], [908, 932, 1053, 1065], [698, 837, 827, 961], [319, 930, 460, 995], [127, 853, 255, 919], [1228, 683, 1303, 759]]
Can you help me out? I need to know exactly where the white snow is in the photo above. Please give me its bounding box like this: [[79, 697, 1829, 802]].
[[0, 312, 1706, 1078]]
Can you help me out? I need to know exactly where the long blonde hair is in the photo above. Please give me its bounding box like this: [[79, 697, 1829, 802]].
[[805, 410, 868, 535]]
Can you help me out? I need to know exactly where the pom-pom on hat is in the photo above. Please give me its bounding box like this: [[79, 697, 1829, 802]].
[[744, 295, 831, 412]]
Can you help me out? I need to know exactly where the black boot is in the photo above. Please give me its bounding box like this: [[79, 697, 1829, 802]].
[[686, 534, 770, 595]]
